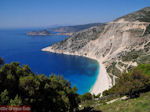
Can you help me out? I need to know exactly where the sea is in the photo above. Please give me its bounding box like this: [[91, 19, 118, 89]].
[[0, 28, 99, 94]]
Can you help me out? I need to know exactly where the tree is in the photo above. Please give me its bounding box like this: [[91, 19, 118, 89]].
[[0, 62, 80, 112], [9, 95, 22, 105], [80, 93, 93, 102], [0, 57, 4, 66], [0, 89, 9, 105]]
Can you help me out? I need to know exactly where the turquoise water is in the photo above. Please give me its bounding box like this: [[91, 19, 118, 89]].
[[0, 29, 99, 94]]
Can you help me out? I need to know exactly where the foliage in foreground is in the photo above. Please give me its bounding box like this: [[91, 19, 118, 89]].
[[79, 92, 150, 112], [0, 62, 80, 112], [79, 93, 93, 102]]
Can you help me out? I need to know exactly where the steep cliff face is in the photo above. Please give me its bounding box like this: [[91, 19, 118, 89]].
[[42, 7, 150, 91]]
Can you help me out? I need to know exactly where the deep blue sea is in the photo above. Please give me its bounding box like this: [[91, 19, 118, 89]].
[[0, 29, 99, 94]]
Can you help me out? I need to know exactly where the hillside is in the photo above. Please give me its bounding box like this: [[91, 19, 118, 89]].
[[42, 7, 150, 94], [115, 7, 150, 22], [80, 91, 150, 112]]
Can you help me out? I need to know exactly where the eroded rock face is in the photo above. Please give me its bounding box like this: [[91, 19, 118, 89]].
[[42, 7, 150, 88]]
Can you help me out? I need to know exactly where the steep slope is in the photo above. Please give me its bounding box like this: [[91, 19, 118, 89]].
[[80, 91, 150, 112], [42, 7, 150, 94]]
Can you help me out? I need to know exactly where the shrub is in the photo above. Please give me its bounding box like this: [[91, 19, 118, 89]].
[[80, 93, 93, 102], [103, 64, 150, 98], [0, 62, 80, 112], [0, 57, 4, 66]]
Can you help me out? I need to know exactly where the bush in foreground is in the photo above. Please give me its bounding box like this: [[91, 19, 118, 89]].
[[0, 62, 80, 112]]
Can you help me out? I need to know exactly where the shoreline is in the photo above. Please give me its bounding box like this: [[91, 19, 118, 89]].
[[42, 47, 112, 95], [90, 60, 112, 95]]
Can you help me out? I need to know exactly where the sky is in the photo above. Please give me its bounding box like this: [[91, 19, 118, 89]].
[[0, 0, 149, 28]]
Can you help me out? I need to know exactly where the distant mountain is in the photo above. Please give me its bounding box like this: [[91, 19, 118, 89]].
[[27, 23, 103, 36], [42, 7, 150, 94], [49, 23, 104, 33], [27, 30, 51, 36]]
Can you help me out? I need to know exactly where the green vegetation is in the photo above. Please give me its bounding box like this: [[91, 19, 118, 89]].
[[134, 64, 150, 76], [0, 62, 80, 112], [79, 93, 93, 102], [103, 64, 150, 98], [107, 62, 121, 77], [95, 91, 150, 112], [138, 8, 150, 22], [80, 64, 150, 112], [121, 50, 143, 62], [119, 7, 150, 22], [79, 92, 150, 112], [0, 57, 4, 65], [137, 55, 150, 64], [119, 48, 150, 67], [0, 57, 150, 112]]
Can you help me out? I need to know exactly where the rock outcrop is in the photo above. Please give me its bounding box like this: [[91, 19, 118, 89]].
[[42, 7, 150, 93]]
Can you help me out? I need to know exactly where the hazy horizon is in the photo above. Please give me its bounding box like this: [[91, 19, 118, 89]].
[[0, 0, 149, 29]]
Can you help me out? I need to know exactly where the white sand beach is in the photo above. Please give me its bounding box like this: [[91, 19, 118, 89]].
[[90, 60, 112, 95], [42, 47, 112, 95]]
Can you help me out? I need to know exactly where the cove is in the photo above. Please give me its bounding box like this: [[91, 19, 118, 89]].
[[0, 29, 99, 94]]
